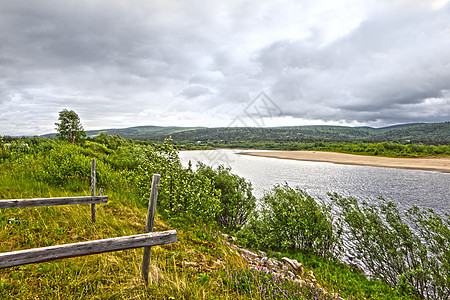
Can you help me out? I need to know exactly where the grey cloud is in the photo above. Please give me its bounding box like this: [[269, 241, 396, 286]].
[[180, 85, 211, 98], [256, 2, 450, 124], [0, 0, 449, 135]]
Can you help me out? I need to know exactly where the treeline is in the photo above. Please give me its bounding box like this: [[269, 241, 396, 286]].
[[2, 135, 449, 299]]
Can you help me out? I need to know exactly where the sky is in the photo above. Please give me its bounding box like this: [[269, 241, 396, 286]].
[[1, 0, 450, 136]]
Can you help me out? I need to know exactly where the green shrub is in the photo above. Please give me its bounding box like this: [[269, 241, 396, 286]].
[[152, 166, 221, 225], [332, 194, 450, 299], [40, 143, 91, 186], [196, 163, 256, 233], [406, 206, 450, 299], [239, 184, 341, 257]]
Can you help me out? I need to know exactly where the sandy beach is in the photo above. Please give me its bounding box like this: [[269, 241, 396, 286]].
[[240, 151, 450, 173]]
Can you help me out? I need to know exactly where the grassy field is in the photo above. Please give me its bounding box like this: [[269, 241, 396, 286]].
[[0, 174, 246, 299]]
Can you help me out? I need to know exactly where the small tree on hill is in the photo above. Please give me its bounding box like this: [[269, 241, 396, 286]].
[[55, 109, 86, 144]]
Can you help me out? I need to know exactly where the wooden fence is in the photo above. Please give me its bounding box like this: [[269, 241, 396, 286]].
[[0, 165, 175, 283], [0, 230, 177, 269], [0, 159, 105, 222]]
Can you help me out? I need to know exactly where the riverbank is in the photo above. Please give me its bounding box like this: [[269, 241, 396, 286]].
[[240, 151, 450, 173]]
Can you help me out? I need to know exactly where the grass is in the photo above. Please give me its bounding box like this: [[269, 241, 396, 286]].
[[0, 170, 245, 299]]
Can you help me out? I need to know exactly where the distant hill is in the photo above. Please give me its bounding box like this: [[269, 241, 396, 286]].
[[42, 125, 204, 140], [41, 122, 449, 144], [166, 122, 449, 145], [367, 122, 450, 144]]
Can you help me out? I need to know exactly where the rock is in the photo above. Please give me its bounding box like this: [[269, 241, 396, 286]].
[[294, 279, 306, 286], [307, 270, 317, 282], [286, 270, 296, 280], [272, 259, 283, 268], [282, 257, 304, 274], [219, 230, 345, 300], [241, 249, 259, 259]]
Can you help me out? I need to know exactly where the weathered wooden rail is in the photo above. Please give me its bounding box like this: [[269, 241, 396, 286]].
[[0, 196, 107, 209], [0, 172, 173, 283], [0, 159, 105, 222], [0, 230, 177, 269]]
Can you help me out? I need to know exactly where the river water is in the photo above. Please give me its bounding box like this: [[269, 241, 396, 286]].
[[179, 149, 449, 216]]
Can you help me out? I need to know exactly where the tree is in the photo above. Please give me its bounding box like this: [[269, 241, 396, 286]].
[[55, 109, 86, 144]]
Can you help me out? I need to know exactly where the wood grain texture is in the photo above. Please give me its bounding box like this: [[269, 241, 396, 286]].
[[91, 159, 96, 222], [0, 230, 177, 269], [0, 196, 108, 209], [141, 174, 161, 284]]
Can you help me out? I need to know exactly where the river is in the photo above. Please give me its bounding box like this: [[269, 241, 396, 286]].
[[178, 149, 449, 216]]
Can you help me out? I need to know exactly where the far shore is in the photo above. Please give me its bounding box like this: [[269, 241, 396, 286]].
[[240, 151, 450, 173]]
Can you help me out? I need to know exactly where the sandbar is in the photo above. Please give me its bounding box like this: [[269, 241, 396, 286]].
[[240, 151, 450, 173]]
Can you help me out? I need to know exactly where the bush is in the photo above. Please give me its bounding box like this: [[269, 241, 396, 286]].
[[40, 143, 91, 186], [196, 163, 256, 233], [406, 206, 450, 299], [332, 194, 450, 299], [158, 166, 221, 225], [239, 184, 341, 257]]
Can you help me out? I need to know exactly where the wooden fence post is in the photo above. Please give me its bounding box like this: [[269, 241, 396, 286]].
[[91, 159, 96, 223], [141, 174, 161, 284]]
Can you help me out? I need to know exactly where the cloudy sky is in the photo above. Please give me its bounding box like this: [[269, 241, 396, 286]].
[[1, 0, 449, 136]]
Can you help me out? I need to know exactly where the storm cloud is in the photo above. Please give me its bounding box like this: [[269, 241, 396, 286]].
[[0, 0, 449, 135]]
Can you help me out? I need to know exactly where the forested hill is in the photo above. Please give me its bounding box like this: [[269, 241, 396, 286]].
[[167, 122, 449, 144], [367, 122, 450, 143], [42, 125, 204, 140], [41, 122, 449, 144]]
